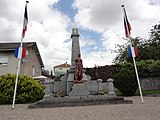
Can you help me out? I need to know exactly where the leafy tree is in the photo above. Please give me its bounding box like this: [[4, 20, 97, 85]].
[[114, 22, 160, 63], [114, 37, 142, 63], [150, 23, 160, 43]]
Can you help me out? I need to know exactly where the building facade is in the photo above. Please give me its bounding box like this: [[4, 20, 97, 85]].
[[0, 42, 44, 77], [54, 62, 71, 77]]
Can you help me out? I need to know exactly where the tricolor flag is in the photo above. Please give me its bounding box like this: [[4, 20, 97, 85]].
[[122, 5, 131, 38], [128, 47, 138, 58], [22, 3, 28, 38], [14, 47, 26, 59]]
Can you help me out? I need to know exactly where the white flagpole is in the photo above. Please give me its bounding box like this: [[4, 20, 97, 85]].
[[121, 5, 144, 103], [12, 1, 29, 109], [132, 54, 144, 103], [12, 37, 23, 109]]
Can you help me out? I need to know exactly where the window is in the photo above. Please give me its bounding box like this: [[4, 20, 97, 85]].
[[0, 56, 8, 66], [32, 66, 35, 76]]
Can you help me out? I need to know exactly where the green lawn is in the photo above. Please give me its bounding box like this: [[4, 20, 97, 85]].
[[142, 90, 160, 95], [137, 90, 160, 95], [115, 90, 160, 96]]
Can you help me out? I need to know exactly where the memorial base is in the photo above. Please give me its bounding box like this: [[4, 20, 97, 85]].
[[68, 83, 90, 97]]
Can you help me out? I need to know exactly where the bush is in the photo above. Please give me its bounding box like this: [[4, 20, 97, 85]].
[[136, 60, 160, 77], [149, 60, 160, 77], [85, 65, 119, 81], [112, 63, 138, 96], [0, 74, 44, 104], [85, 60, 160, 81], [136, 60, 153, 77]]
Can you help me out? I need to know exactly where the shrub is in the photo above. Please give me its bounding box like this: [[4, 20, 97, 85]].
[[85, 65, 119, 81], [0, 74, 44, 104], [136, 60, 153, 77], [112, 63, 138, 96], [136, 60, 160, 77], [149, 60, 160, 77]]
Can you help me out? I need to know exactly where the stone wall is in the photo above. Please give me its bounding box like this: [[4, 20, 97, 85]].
[[140, 77, 160, 90], [53, 80, 109, 95], [49, 77, 160, 97], [87, 80, 98, 94]]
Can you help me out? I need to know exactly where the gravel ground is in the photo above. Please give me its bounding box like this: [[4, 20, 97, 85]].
[[0, 96, 160, 120]]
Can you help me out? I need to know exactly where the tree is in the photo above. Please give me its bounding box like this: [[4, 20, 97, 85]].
[[114, 37, 143, 63], [114, 22, 160, 63], [150, 23, 160, 42]]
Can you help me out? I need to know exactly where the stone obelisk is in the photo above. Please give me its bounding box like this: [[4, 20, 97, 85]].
[[67, 28, 80, 94], [67, 28, 90, 96], [71, 28, 80, 67]]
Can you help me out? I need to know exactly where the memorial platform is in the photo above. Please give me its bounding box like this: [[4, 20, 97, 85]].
[[28, 95, 132, 109]]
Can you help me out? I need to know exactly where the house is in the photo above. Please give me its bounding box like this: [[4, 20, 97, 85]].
[[0, 42, 44, 77], [54, 62, 71, 77]]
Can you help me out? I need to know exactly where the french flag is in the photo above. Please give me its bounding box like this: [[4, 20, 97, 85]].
[[22, 2, 28, 38], [14, 47, 26, 59], [128, 47, 138, 57]]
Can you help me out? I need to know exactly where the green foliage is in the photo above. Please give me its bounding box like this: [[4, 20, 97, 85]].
[[85, 65, 119, 81], [111, 60, 160, 96], [0, 74, 44, 104], [114, 37, 143, 63], [112, 22, 160, 95], [136, 60, 153, 77], [85, 60, 160, 81], [149, 60, 160, 77], [136, 60, 160, 78], [112, 63, 138, 96], [114, 22, 160, 63], [150, 23, 160, 42]]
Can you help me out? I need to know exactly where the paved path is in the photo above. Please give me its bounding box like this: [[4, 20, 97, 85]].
[[0, 96, 160, 120]]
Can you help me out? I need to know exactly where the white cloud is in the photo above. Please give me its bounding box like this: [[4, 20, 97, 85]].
[[1, 0, 160, 73], [0, 0, 72, 71], [80, 38, 96, 47], [74, 0, 160, 33], [82, 50, 117, 68], [73, 0, 160, 68]]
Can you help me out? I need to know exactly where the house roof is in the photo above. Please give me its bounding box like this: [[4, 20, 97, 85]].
[[54, 63, 71, 68], [0, 42, 44, 67]]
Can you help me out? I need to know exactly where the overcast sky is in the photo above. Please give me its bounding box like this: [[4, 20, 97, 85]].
[[0, 0, 160, 71]]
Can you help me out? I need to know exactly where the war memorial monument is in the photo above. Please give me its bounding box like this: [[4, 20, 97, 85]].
[[28, 28, 132, 108]]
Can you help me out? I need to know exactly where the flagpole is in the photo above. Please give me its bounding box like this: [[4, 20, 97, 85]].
[[12, 1, 29, 109], [121, 5, 144, 103], [12, 37, 23, 109], [132, 53, 144, 103]]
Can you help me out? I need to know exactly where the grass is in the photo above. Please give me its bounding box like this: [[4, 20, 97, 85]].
[[136, 90, 160, 95], [142, 90, 160, 95], [115, 90, 160, 96]]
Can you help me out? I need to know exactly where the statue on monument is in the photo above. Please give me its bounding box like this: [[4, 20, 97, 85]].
[[74, 54, 83, 83]]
